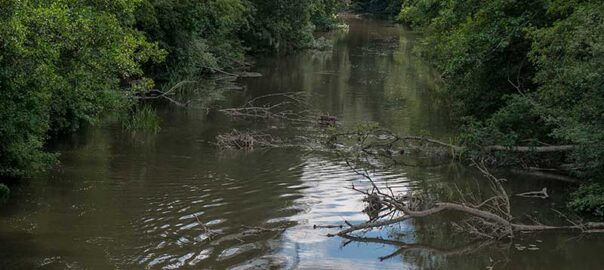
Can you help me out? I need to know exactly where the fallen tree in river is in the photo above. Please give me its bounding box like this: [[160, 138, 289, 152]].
[[323, 125, 580, 179], [328, 160, 604, 241], [328, 129, 575, 156]]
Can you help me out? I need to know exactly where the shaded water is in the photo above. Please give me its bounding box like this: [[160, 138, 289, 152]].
[[2, 16, 604, 270]]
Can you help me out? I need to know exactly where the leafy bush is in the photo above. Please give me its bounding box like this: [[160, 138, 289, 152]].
[[310, 0, 344, 31], [244, 0, 315, 53], [350, 0, 402, 17], [393, 0, 604, 176], [382, 0, 604, 215], [136, 0, 250, 78], [0, 0, 164, 177], [528, 2, 604, 178], [136, 0, 342, 77], [0, 184, 9, 201], [0, 0, 341, 177], [568, 183, 604, 217]]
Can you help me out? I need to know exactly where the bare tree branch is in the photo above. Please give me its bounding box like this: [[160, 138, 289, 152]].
[[332, 160, 604, 239]]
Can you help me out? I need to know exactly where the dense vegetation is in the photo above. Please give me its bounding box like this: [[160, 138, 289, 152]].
[[0, 1, 165, 178], [2, 0, 601, 216], [0, 0, 340, 180], [350, 0, 402, 17], [351, 0, 604, 215]]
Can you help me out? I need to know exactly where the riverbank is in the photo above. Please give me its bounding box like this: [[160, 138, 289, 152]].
[[2, 15, 603, 269], [0, 0, 343, 184]]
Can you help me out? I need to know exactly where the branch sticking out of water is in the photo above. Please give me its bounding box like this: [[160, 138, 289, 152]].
[[331, 160, 604, 240], [216, 130, 282, 150], [219, 92, 315, 123], [135, 80, 197, 107]]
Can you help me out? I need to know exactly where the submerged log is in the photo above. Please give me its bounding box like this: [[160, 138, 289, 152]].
[[516, 188, 549, 199]]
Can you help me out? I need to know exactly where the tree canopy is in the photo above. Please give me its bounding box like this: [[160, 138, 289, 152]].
[[390, 0, 604, 215], [0, 0, 340, 177], [350, 0, 604, 215]]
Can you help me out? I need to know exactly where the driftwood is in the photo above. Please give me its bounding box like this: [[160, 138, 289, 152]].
[[332, 128, 574, 152], [483, 145, 575, 153], [516, 188, 549, 199], [241, 224, 287, 235], [324, 128, 581, 181], [389, 134, 574, 154], [216, 130, 281, 150], [194, 214, 220, 240], [326, 129, 577, 168], [313, 224, 344, 229], [219, 92, 314, 123], [329, 160, 604, 241]]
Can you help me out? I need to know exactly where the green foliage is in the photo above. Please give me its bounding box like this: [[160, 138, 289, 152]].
[[0, 0, 164, 177], [136, 0, 250, 77], [0, 0, 340, 177], [0, 184, 9, 201], [391, 0, 604, 215], [310, 0, 344, 31], [408, 1, 547, 118], [350, 0, 402, 17], [459, 95, 555, 149], [394, 0, 604, 177], [568, 183, 604, 217], [136, 0, 342, 76], [528, 2, 604, 178], [244, 0, 315, 52]]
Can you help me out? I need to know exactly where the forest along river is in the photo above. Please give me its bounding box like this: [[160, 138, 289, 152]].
[[1, 16, 604, 270]]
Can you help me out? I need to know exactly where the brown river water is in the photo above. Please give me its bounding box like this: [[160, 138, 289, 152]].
[[1, 16, 603, 270]]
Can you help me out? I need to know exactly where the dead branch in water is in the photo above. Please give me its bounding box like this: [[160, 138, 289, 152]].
[[516, 188, 549, 199], [324, 127, 581, 182], [328, 128, 574, 156], [194, 214, 220, 240], [219, 92, 315, 123], [241, 224, 287, 235], [400, 135, 574, 153], [216, 130, 282, 150], [330, 160, 604, 240], [339, 234, 497, 261], [135, 80, 197, 107]]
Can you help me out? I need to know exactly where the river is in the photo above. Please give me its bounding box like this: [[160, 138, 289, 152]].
[[1, 15, 603, 270]]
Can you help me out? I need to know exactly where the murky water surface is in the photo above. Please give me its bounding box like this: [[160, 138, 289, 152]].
[[2, 16, 603, 270]]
